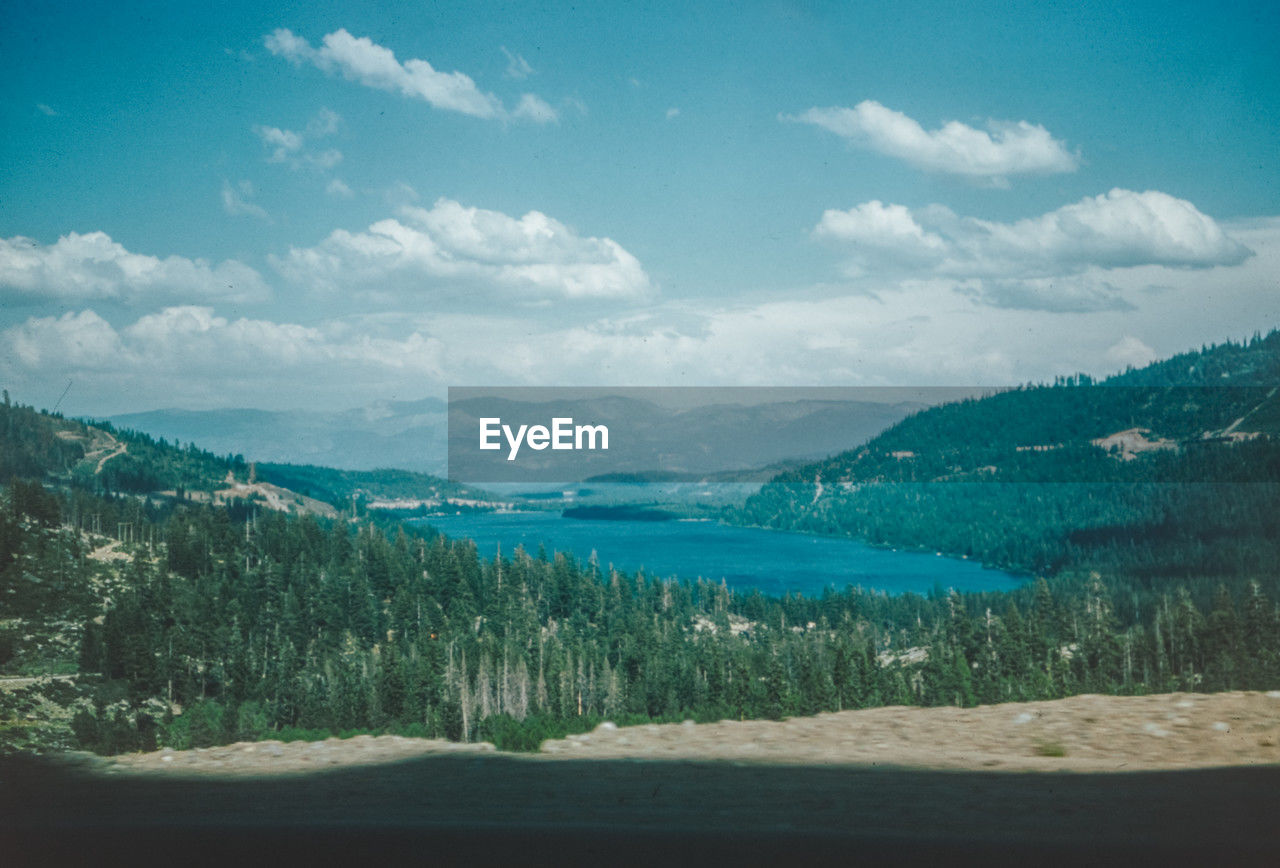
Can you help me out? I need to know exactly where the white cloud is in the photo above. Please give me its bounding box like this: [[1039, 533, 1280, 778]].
[[326, 178, 354, 198], [814, 200, 947, 265], [6, 219, 1278, 415], [271, 198, 653, 301], [787, 100, 1079, 182], [253, 125, 303, 162], [36, 103, 58, 117], [436, 218, 1279, 386], [0, 232, 270, 305], [306, 148, 343, 170], [253, 109, 343, 170], [306, 107, 342, 137], [501, 46, 534, 80], [1105, 335, 1157, 369], [120, 306, 333, 369], [666, 107, 680, 120], [512, 93, 558, 124], [261, 27, 312, 62], [381, 181, 421, 209], [0, 306, 446, 413], [265, 28, 557, 124], [6, 310, 122, 369], [221, 180, 270, 220], [816, 189, 1252, 309], [955, 189, 1251, 273]]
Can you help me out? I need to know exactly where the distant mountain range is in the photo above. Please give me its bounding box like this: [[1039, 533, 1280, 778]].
[[449, 394, 931, 481], [108, 398, 449, 475], [110, 395, 929, 480]]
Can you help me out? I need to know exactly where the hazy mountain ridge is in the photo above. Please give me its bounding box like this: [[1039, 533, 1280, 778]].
[[108, 398, 449, 476], [448, 395, 927, 481], [108, 395, 927, 484]]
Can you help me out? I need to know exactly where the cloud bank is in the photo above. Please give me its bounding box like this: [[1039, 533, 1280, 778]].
[[4, 217, 1276, 414], [0, 232, 270, 305], [1, 307, 446, 411]]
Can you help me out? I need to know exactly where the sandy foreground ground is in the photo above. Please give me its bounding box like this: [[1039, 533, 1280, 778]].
[[100, 690, 1280, 776]]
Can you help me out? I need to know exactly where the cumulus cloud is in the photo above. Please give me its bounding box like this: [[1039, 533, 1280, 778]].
[[266, 28, 557, 123], [6, 310, 123, 369], [955, 189, 1251, 273], [0, 232, 270, 306], [816, 189, 1252, 309], [814, 200, 947, 266], [786, 100, 1078, 182], [271, 198, 653, 301]]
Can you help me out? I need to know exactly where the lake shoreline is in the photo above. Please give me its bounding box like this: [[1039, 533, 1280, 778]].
[[416, 512, 1025, 598]]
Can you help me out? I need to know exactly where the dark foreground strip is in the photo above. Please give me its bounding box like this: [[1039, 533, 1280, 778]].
[[3, 754, 1278, 867]]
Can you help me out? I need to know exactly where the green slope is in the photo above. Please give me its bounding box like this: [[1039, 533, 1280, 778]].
[[738, 331, 1280, 579]]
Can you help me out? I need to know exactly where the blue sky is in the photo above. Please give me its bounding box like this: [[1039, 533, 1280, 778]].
[[2, 0, 1278, 415]]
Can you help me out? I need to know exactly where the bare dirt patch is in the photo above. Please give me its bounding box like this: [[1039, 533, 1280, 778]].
[[106, 734, 494, 776], [208, 472, 338, 518], [100, 691, 1280, 777], [1091, 427, 1177, 460], [542, 690, 1280, 771], [87, 539, 131, 563]]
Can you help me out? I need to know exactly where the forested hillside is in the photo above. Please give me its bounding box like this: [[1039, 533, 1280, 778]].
[[737, 331, 1280, 582], [3, 330, 1280, 757]]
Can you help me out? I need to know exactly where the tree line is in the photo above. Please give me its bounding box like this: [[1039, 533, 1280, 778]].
[[3, 479, 1277, 756]]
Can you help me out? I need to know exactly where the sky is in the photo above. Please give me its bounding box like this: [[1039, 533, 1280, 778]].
[[2, 0, 1278, 416]]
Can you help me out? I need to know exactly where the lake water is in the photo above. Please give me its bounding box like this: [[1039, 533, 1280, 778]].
[[418, 512, 1024, 598]]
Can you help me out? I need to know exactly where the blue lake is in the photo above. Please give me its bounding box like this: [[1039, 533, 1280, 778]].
[[418, 512, 1025, 598]]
